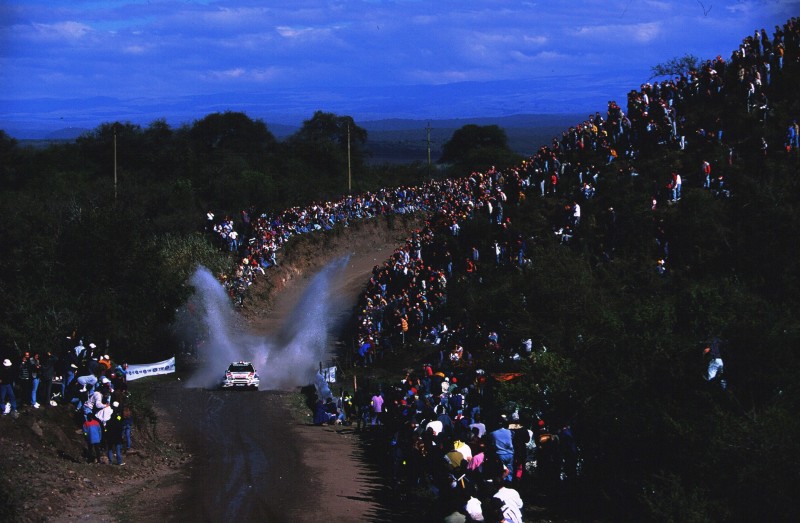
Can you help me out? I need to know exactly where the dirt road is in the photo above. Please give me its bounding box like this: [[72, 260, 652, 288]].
[[162, 219, 413, 522]]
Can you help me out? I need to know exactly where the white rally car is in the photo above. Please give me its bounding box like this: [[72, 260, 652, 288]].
[[221, 361, 260, 390]]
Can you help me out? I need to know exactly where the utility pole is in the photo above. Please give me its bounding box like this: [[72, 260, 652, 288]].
[[347, 122, 352, 193], [113, 125, 118, 203], [426, 122, 432, 179]]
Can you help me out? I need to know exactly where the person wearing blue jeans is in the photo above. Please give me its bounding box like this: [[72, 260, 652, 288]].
[[122, 405, 133, 449], [671, 171, 682, 201], [1, 358, 20, 418], [30, 375, 40, 407], [61, 355, 77, 401], [29, 353, 42, 408], [105, 406, 126, 464], [488, 421, 515, 483], [76, 373, 98, 391]]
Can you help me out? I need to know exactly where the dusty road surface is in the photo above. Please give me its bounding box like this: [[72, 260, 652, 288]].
[[164, 385, 382, 522]]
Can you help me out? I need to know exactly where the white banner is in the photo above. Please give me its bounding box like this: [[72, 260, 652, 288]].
[[321, 365, 337, 383], [126, 357, 176, 381]]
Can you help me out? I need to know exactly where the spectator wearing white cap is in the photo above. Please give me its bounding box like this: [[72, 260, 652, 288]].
[[1, 358, 20, 418]]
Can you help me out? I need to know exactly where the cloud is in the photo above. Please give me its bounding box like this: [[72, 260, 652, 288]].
[[275, 25, 337, 39], [522, 35, 548, 45], [574, 22, 662, 44], [406, 68, 473, 85], [642, 0, 672, 10], [206, 68, 247, 80], [197, 6, 271, 28], [2, 0, 799, 128], [21, 20, 93, 42], [122, 45, 148, 55], [203, 66, 284, 84]]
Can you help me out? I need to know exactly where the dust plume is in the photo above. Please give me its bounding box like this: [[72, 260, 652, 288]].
[[177, 257, 351, 391]]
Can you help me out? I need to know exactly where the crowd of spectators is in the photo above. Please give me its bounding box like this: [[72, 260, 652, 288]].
[[1, 335, 134, 464], [207, 18, 798, 301], [1, 17, 795, 520], [281, 19, 800, 520], [317, 362, 576, 522]]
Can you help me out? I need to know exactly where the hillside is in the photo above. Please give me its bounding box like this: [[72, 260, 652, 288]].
[[298, 21, 800, 522]]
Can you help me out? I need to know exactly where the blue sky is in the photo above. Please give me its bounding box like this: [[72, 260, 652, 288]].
[[1, 1, 798, 134]]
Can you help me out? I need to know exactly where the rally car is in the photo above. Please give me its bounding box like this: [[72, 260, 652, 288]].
[[221, 361, 260, 390]]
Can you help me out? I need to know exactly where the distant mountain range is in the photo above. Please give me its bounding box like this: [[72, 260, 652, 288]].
[[0, 75, 633, 140]]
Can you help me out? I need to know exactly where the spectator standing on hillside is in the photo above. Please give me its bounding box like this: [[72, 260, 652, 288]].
[[371, 390, 384, 427], [40, 351, 57, 407], [28, 352, 42, 408], [82, 384, 108, 421], [111, 362, 129, 395], [702, 160, 712, 188], [60, 344, 77, 400], [122, 404, 134, 450], [704, 337, 727, 389], [17, 351, 31, 406], [83, 417, 103, 463], [1, 358, 19, 418], [105, 403, 126, 464], [670, 171, 682, 201], [488, 418, 515, 483], [491, 481, 524, 523], [469, 412, 487, 439], [787, 120, 799, 151], [510, 419, 531, 486]]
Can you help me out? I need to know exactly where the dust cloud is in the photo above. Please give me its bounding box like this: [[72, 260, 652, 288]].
[[177, 256, 351, 392]]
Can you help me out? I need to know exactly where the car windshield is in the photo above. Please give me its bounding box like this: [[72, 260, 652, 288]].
[[229, 363, 254, 373]]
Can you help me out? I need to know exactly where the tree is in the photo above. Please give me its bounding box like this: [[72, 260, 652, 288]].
[[0, 130, 19, 188], [286, 111, 368, 194], [188, 111, 276, 164], [439, 124, 519, 172], [182, 112, 278, 209], [651, 54, 701, 79]]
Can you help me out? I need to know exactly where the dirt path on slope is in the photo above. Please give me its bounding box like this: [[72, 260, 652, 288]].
[[169, 216, 419, 522]]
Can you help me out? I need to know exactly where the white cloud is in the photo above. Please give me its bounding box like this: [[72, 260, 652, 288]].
[[407, 68, 473, 84], [249, 67, 283, 82], [642, 0, 672, 11], [276, 26, 314, 38], [202, 66, 284, 84], [2, 0, 799, 124], [574, 22, 662, 44], [629, 22, 661, 43], [207, 68, 247, 80], [530, 50, 568, 61], [26, 21, 92, 41], [199, 6, 271, 27], [522, 35, 548, 45], [122, 45, 148, 55]]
